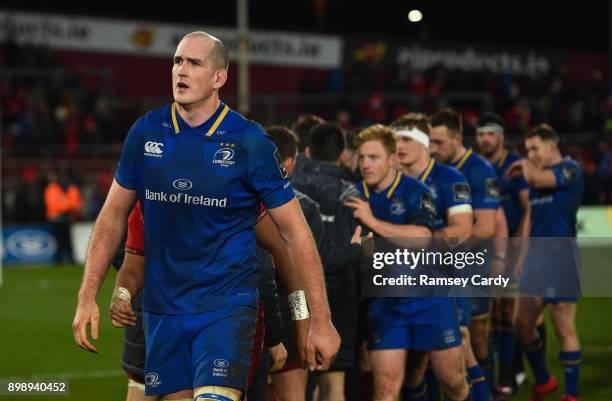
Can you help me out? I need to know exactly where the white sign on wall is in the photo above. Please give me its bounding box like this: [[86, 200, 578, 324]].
[[0, 10, 342, 68]]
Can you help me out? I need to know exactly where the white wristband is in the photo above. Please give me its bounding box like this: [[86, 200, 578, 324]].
[[112, 287, 131, 303], [288, 290, 310, 320]]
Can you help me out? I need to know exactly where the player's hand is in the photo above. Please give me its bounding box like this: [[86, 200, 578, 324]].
[[72, 299, 101, 353], [307, 318, 341, 371], [268, 342, 288, 372], [506, 159, 524, 177], [109, 297, 137, 328], [344, 197, 374, 227]]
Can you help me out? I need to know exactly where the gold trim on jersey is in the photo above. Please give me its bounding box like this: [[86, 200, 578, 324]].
[[455, 148, 473, 170], [206, 104, 230, 136], [419, 158, 435, 183]]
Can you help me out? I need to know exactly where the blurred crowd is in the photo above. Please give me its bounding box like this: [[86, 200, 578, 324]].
[[2, 42, 612, 226]]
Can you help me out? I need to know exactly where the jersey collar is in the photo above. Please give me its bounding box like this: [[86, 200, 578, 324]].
[[418, 158, 435, 183], [171, 101, 230, 136], [361, 171, 402, 200], [495, 149, 508, 169], [453, 148, 473, 170]]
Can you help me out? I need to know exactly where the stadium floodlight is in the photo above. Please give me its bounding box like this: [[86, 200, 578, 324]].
[[408, 9, 423, 22]]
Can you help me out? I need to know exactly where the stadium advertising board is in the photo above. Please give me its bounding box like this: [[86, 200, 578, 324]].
[[1, 225, 57, 264], [0, 10, 342, 68]]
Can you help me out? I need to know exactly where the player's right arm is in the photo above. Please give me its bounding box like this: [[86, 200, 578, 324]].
[[73, 181, 136, 352], [73, 117, 142, 353]]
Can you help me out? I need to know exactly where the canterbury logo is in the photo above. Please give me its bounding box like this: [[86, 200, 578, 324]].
[[144, 141, 164, 157]]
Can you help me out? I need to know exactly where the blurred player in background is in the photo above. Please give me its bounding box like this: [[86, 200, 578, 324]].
[[475, 112, 532, 399], [430, 108, 502, 401], [73, 31, 339, 401], [509, 124, 584, 401], [290, 114, 325, 179], [345, 125, 470, 401], [293, 122, 364, 401], [391, 113, 473, 401], [267, 125, 364, 401]]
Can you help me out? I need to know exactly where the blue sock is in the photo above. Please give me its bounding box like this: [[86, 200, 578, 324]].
[[467, 365, 488, 401], [524, 338, 550, 384], [537, 323, 547, 357], [496, 321, 516, 364], [496, 321, 516, 386], [403, 379, 428, 401], [426, 367, 441, 401], [488, 337, 496, 391], [560, 350, 581, 396]]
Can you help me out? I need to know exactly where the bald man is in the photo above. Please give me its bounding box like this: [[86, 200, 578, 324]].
[[72, 32, 339, 401]]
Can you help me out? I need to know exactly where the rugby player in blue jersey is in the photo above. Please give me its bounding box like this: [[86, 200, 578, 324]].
[[508, 124, 584, 401], [475, 113, 532, 398], [391, 113, 474, 401], [344, 125, 470, 401], [73, 31, 339, 401], [430, 108, 503, 401]]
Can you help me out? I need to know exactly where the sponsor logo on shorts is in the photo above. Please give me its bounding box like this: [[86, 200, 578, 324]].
[[443, 329, 456, 344], [145, 372, 162, 387], [214, 359, 230, 368], [213, 359, 230, 377]]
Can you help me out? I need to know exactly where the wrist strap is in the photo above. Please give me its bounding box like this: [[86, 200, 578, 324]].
[[288, 290, 310, 320], [112, 286, 131, 303]]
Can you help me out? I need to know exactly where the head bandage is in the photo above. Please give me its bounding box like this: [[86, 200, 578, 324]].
[[476, 122, 503, 134], [395, 128, 430, 148]]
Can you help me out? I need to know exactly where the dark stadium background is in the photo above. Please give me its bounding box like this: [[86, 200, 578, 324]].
[[1, 1, 612, 400]]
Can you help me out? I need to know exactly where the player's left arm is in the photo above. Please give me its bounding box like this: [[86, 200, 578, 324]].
[[267, 198, 340, 371]]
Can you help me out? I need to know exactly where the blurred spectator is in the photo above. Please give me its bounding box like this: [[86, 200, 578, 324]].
[[44, 170, 82, 265]]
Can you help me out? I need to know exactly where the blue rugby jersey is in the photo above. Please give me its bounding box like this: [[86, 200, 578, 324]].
[[417, 158, 472, 229], [494, 151, 529, 235], [452, 148, 500, 211], [356, 171, 436, 232], [529, 158, 584, 237], [115, 102, 295, 314]]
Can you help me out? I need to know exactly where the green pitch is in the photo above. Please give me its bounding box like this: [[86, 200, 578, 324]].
[[1, 250, 612, 401]]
